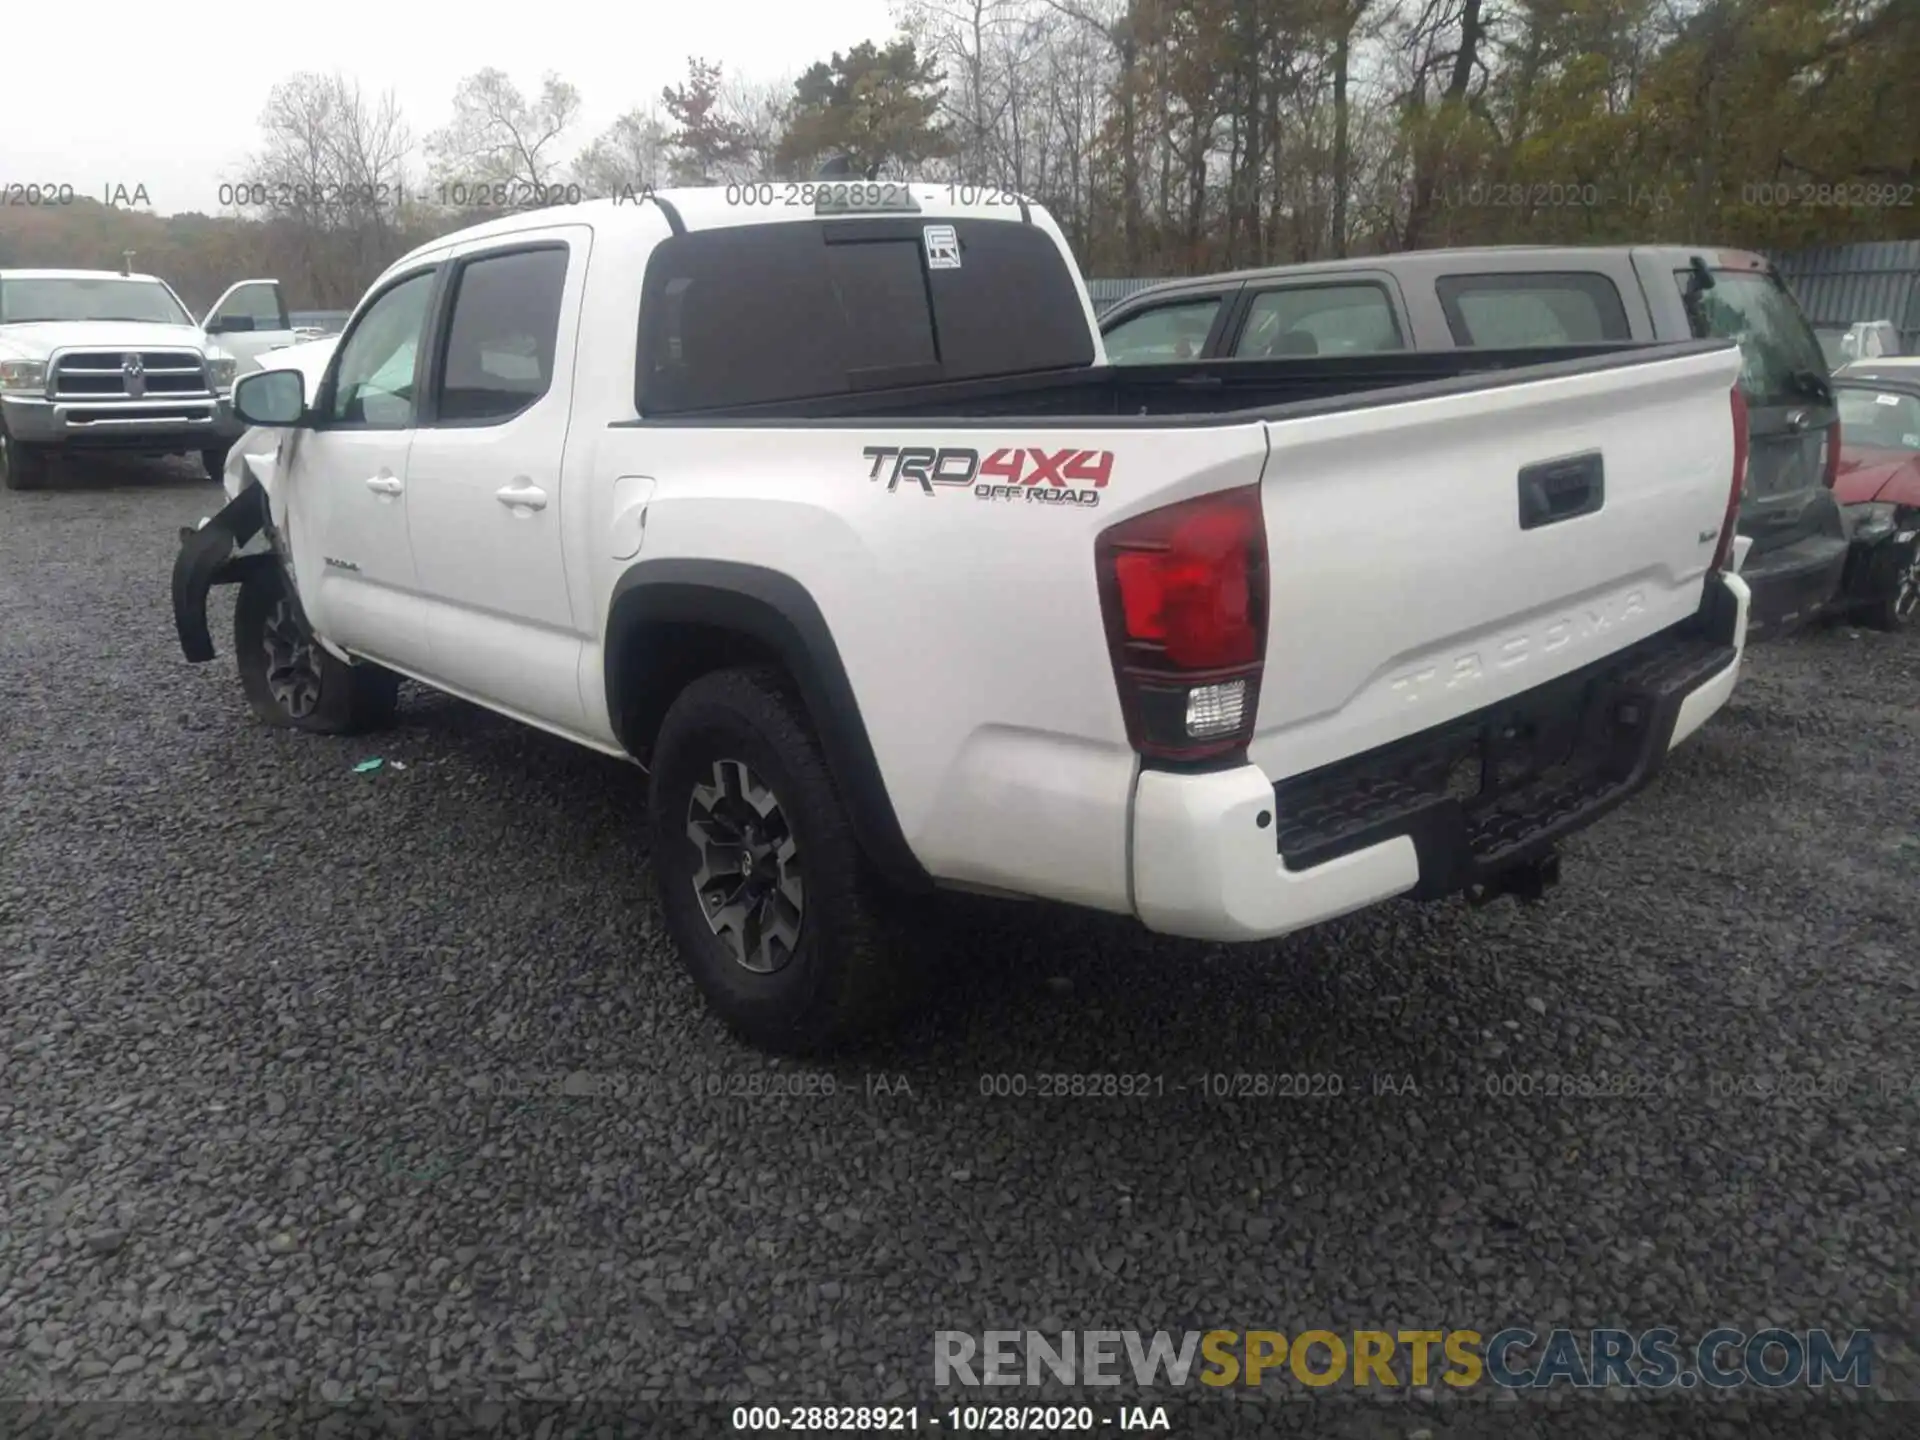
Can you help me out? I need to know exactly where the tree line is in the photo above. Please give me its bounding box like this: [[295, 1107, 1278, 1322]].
[[1, 0, 1913, 312]]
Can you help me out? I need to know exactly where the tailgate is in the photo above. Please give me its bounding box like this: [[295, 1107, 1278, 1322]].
[[1247, 344, 1743, 783]]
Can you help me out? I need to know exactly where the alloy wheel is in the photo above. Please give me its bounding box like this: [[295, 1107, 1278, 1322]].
[[261, 597, 324, 719], [686, 758, 805, 974]]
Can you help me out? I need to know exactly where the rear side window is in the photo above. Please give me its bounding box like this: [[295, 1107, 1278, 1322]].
[[436, 246, 569, 424], [1437, 272, 1631, 346], [1674, 269, 1829, 408], [638, 219, 1094, 413], [1235, 284, 1404, 357], [1102, 298, 1222, 363]]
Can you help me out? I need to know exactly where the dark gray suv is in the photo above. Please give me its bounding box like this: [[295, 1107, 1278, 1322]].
[[1099, 246, 1846, 641]]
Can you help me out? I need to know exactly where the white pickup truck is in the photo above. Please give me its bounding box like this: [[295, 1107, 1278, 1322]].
[[170, 185, 1752, 1052], [0, 269, 299, 489]]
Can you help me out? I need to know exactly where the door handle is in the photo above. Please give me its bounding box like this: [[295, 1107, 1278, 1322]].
[[364, 474, 402, 496], [496, 481, 548, 512], [1517, 451, 1605, 531]]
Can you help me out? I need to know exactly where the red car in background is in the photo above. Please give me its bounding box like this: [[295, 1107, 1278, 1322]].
[[1834, 368, 1920, 631]]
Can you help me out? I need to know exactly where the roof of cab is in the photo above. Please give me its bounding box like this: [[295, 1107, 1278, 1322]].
[[1106, 244, 1776, 306], [385, 184, 1040, 272]]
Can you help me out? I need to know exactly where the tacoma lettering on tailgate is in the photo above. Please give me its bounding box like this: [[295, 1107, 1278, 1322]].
[[1388, 590, 1648, 706], [862, 445, 1113, 508]]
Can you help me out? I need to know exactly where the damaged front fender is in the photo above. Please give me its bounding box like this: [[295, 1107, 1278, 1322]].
[[172, 482, 270, 663]]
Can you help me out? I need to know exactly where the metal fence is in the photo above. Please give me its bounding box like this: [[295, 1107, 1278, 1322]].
[[1086, 278, 1173, 314], [1769, 241, 1920, 355]]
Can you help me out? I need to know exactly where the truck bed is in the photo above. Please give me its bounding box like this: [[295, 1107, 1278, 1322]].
[[631, 340, 1728, 425]]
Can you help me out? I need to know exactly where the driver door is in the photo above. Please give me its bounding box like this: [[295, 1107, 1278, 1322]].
[[282, 265, 440, 673], [203, 280, 299, 372]]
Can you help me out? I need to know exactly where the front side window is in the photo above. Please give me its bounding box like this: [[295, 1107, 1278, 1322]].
[[1675, 269, 1830, 408], [327, 270, 436, 427], [1236, 284, 1404, 357], [436, 247, 568, 424], [1102, 298, 1223, 363], [1438, 272, 1632, 346], [0, 276, 192, 326]]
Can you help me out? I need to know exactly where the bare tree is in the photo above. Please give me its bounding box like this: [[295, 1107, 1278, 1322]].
[[232, 72, 414, 306], [426, 70, 582, 193], [719, 72, 797, 180], [573, 107, 671, 195], [899, 0, 1027, 182]]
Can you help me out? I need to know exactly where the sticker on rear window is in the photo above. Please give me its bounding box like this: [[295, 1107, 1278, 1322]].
[[1877, 393, 1902, 406], [924, 224, 961, 270]]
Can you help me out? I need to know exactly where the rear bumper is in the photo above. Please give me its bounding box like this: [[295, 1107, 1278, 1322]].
[[1738, 531, 1849, 640], [1130, 572, 1748, 943], [0, 393, 244, 451]]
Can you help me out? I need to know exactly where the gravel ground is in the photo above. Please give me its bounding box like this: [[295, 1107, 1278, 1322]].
[[2, 459, 1918, 1435]]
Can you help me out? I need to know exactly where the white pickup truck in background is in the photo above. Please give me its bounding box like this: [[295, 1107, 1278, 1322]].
[[0, 269, 298, 489], [171, 185, 1751, 1052]]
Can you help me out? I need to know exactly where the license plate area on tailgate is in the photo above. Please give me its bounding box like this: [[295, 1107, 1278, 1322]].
[[1271, 616, 1736, 899]]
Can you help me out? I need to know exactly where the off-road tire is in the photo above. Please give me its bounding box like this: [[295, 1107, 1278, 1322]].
[[648, 665, 923, 1054], [233, 570, 400, 734], [0, 422, 51, 491]]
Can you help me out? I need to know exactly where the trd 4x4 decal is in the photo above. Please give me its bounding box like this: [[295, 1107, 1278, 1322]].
[[862, 445, 1114, 508]]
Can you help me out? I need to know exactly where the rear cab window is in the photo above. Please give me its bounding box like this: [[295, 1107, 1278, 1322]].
[[1436, 272, 1632, 346], [637, 218, 1094, 414], [1101, 297, 1223, 364], [1234, 283, 1404, 357]]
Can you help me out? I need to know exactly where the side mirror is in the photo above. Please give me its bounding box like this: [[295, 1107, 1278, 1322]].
[[205, 314, 258, 335], [232, 368, 308, 427]]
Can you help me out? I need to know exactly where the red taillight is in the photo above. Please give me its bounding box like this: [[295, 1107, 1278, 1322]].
[[1822, 416, 1842, 489], [1095, 485, 1268, 761], [1713, 385, 1749, 572]]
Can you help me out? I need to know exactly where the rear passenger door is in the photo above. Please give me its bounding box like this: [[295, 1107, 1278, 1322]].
[[403, 226, 592, 731]]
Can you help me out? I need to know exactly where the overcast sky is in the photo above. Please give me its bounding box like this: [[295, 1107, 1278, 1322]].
[[3, 0, 900, 216]]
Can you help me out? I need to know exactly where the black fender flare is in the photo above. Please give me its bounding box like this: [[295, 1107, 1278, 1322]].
[[604, 559, 933, 893], [172, 483, 268, 663]]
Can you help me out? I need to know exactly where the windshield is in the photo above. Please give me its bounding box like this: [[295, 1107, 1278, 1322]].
[[1837, 387, 1920, 451], [1674, 269, 1829, 407], [0, 276, 193, 326]]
